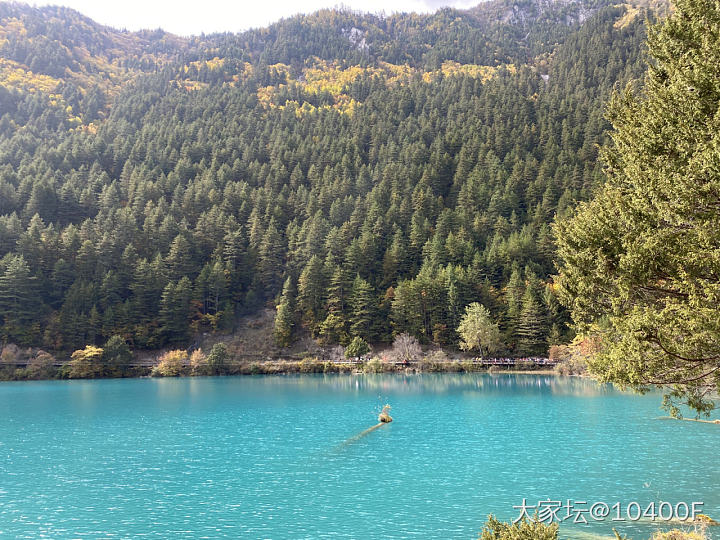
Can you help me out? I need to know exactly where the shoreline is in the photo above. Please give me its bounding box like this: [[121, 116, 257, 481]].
[[0, 358, 560, 382]]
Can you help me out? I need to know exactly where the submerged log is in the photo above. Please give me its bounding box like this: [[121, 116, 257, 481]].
[[378, 404, 393, 423], [337, 422, 387, 448], [658, 416, 720, 424], [335, 404, 394, 450]]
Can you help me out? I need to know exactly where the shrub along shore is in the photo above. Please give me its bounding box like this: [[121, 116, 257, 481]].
[[0, 341, 556, 381]]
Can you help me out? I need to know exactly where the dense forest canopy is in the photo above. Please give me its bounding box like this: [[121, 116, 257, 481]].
[[0, 0, 657, 355]]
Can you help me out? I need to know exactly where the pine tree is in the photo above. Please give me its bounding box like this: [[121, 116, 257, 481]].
[[257, 222, 285, 297], [206, 259, 228, 316], [345, 336, 370, 360], [274, 277, 297, 347], [118, 244, 138, 293], [16, 214, 46, 273], [325, 264, 351, 316], [0, 255, 39, 344], [349, 275, 376, 341], [223, 229, 250, 301], [318, 260, 351, 344], [503, 265, 524, 347], [159, 277, 192, 345], [555, 0, 720, 414], [447, 280, 462, 335], [207, 342, 229, 375], [297, 255, 326, 332], [88, 305, 102, 344], [0, 3, 653, 359], [167, 234, 193, 282], [515, 288, 548, 356], [103, 335, 132, 376]]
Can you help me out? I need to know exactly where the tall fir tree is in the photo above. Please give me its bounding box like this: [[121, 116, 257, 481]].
[[556, 0, 720, 415], [0, 255, 40, 344], [159, 277, 192, 345], [297, 255, 326, 333], [349, 275, 376, 341], [274, 277, 297, 347], [515, 287, 548, 356]]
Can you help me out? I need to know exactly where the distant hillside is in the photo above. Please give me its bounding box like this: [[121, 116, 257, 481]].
[[0, 0, 662, 356]]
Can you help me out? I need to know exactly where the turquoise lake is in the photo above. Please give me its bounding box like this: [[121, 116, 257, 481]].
[[0, 374, 717, 539]]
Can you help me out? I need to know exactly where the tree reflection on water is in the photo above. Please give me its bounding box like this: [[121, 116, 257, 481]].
[[236, 372, 622, 398]]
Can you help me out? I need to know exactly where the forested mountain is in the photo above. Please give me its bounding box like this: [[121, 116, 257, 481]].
[[0, 0, 659, 355]]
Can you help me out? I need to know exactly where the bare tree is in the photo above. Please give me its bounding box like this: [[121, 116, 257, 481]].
[[392, 333, 422, 364]]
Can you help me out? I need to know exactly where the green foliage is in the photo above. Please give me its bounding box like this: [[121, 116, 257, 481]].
[[0, 254, 40, 344], [457, 302, 502, 356], [66, 345, 104, 379], [298, 357, 325, 373], [0, 0, 651, 356], [102, 335, 132, 375], [555, 0, 720, 414], [478, 515, 558, 540], [318, 312, 349, 345], [274, 277, 297, 347], [345, 336, 370, 359], [515, 286, 549, 356], [419, 349, 457, 371], [298, 255, 326, 332], [363, 357, 384, 373], [160, 277, 192, 345], [207, 343, 229, 374], [274, 300, 296, 348], [349, 276, 376, 342]]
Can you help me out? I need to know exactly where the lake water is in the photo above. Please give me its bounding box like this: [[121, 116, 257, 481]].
[[0, 374, 717, 539]]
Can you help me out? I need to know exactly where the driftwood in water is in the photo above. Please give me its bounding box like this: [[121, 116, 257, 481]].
[[378, 404, 393, 423], [337, 422, 386, 448], [336, 404, 393, 449], [658, 416, 720, 425]]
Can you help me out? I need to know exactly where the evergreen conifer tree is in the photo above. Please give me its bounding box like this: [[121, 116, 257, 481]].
[[556, 0, 720, 414]]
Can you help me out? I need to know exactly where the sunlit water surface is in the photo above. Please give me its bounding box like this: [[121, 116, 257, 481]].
[[0, 374, 717, 539]]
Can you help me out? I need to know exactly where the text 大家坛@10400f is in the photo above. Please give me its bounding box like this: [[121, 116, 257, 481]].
[[513, 499, 705, 524]]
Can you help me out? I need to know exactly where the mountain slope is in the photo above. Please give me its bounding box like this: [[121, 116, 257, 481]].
[[0, 0, 659, 356]]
